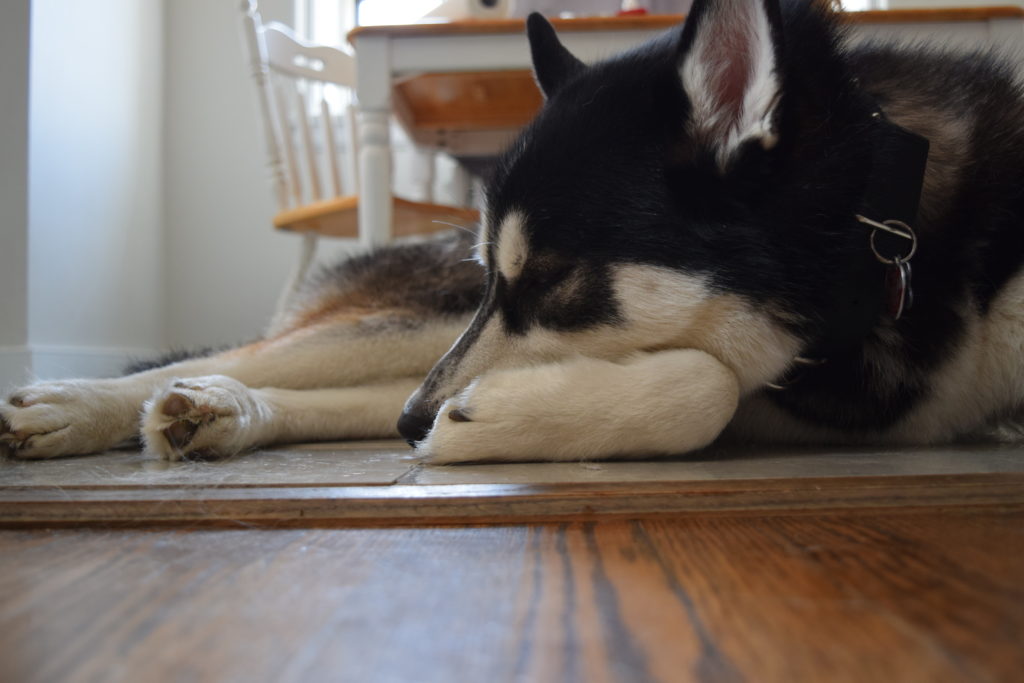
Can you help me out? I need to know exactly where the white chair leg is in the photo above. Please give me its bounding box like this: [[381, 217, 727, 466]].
[[272, 233, 319, 319]]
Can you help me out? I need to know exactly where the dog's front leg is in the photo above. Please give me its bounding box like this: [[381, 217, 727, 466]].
[[142, 376, 422, 460], [419, 349, 739, 463]]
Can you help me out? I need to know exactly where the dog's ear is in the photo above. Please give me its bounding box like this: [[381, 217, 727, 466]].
[[677, 0, 784, 169], [527, 13, 585, 99]]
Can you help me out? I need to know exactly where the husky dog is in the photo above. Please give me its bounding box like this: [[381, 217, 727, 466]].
[[4, 0, 1024, 463]]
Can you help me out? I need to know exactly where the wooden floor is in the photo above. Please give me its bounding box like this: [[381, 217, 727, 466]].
[[2, 443, 1022, 681], [1, 511, 1021, 682]]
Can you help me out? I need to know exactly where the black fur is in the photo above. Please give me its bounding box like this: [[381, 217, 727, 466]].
[[302, 229, 484, 318]]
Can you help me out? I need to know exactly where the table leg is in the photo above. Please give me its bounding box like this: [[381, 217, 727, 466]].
[[354, 36, 393, 247]]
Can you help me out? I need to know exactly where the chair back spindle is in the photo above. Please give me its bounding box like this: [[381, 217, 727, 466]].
[[322, 99, 344, 198], [272, 77, 305, 207], [242, 0, 356, 213], [296, 88, 323, 202]]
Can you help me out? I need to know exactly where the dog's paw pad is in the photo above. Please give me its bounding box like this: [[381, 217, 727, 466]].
[[162, 418, 201, 450], [143, 376, 267, 462], [161, 392, 194, 418]]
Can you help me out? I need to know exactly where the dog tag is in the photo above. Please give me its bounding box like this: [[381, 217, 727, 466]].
[[885, 259, 913, 319]]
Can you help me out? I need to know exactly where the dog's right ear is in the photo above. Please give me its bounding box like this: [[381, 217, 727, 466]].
[[527, 13, 585, 99]]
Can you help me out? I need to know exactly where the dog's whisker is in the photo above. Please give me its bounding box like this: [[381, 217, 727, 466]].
[[431, 220, 478, 237]]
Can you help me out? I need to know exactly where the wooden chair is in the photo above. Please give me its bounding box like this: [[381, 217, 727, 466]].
[[240, 0, 479, 311]]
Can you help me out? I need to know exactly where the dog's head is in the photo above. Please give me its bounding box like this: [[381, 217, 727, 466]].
[[399, 0, 872, 445]]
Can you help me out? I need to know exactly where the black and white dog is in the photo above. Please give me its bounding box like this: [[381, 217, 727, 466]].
[[4, 0, 1024, 463]]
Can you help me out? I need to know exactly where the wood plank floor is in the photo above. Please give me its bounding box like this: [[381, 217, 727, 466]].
[[2, 510, 1022, 683], [3, 443, 1022, 681]]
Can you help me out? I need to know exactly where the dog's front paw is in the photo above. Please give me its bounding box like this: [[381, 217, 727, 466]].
[[417, 363, 597, 464], [142, 376, 272, 461], [0, 380, 140, 458]]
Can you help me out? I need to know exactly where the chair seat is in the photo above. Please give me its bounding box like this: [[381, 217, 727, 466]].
[[273, 195, 480, 239]]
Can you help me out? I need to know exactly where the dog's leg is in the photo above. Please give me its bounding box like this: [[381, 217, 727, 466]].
[[419, 349, 740, 463], [1, 315, 466, 459], [140, 376, 421, 461]]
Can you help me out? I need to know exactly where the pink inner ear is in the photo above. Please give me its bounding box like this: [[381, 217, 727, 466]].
[[710, 28, 753, 133], [682, 0, 778, 162]]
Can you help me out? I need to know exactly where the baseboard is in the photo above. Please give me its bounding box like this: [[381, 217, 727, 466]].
[[0, 344, 160, 389], [0, 346, 32, 391]]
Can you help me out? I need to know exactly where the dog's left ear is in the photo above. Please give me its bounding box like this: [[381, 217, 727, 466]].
[[527, 13, 586, 98], [677, 0, 784, 169]]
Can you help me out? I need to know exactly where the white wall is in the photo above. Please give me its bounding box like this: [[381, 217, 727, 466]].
[[162, 0, 451, 349], [0, 1, 31, 389], [12, 0, 425, 384], [27, 0, 165, 380], [163, 0, 324, 349]]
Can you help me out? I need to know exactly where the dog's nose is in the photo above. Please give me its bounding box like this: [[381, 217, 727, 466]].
[[397, 408, 433, 446]]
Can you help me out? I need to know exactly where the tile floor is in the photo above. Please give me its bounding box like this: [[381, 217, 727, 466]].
[[2, 440, 1022, 525], [2, 439, 1022, 489]]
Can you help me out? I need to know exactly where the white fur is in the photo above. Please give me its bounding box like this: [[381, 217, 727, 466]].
[[611, 265, 800, 393], [680, 0, 780, 167], [420, 349, 739, 463], [496, 211, 529, 281]]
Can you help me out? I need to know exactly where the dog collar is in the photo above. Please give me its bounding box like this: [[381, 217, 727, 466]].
[[767, 106, 929, 391]]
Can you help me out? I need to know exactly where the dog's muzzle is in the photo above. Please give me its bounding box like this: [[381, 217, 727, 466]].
[[397, 406, 433, 446]]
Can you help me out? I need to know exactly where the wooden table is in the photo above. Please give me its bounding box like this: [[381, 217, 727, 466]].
[[347, 7, 1024, 244]]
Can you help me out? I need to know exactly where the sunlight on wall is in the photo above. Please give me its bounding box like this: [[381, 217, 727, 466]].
[[27, 0, 164, 377]]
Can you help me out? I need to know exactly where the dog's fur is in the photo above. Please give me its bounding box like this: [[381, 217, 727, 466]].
[[4, 0, 1024, 463]]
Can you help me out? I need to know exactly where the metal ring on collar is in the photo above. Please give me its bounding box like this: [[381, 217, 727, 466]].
[[857, 215, 918, 264]]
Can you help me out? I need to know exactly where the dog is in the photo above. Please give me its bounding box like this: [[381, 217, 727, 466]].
[[3, 0, 1024, 464]]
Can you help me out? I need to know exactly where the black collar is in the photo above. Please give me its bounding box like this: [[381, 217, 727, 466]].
[[772, 108, 929, 388], [859, 110, 930, 258]]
